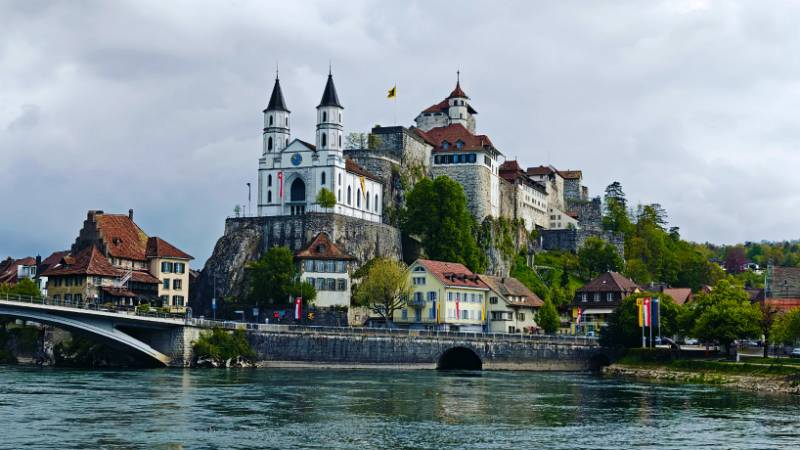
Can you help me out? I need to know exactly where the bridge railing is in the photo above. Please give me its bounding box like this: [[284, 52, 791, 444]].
[[185, 318, 598, 345], [0, 292, 186, 321]]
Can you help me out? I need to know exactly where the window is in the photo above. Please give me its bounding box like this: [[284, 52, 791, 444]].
[[268, 191, 272, 202], [338, 173, 342, 186], [325, 261, 335, 272], [581, 293, 588, 303], [53, 295, 60, 301], [366, 192, 370, 209], [347, 186, 352, 205], [322, 133, 327, 148], [448, 292, 453, 302], [429, 304, 436, 320], [173, 279, 182, 290], [268, 175, 272, 187], [160, 295, 169, 303], [316, 278, 325, 290], [74, 294, 82, 302], [337, 279, 347, 291], [428, 292, 437, 301], [517, 313, 525, 321], [315, 260, 325, 272], [607, 292, 613, 302], [305, 260, 314, 272], [64, 294, 72, 302], [339, 113, 342, 122], [374, 194, 379, 212], [307, 277, 315, 287], [413, 277, 426, 285], [269, 115, 273, 126], [93, 276, 102, 285], [173, 295, 185, 307], [594, 293, 600, 302], [336, 261, 346, 273], [327, 278, 336, 290], [338, 189, 341, 201], [414, 292, 423, 303], [461, 310, 468, 320], [162, 279, 170, 290], [161, 262, 173, 273], [321, 172, 326, 185], [339, 134, 342, 147], [322, 111, 327, 122], [285, 117, 288, 126], [267, 137, 273, 151], [175, 263, 185, 274], [401, 308, 408, 320], [489, 297, 498, 304], [357, 189, 361, 208]]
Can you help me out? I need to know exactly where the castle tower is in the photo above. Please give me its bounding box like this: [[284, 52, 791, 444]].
[[316, 70, 344, 152], [447, 71, 470, 130], [263, 74, 290, 155]]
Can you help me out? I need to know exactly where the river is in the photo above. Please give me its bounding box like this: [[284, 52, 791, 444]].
[[0, 366, 798, 449]]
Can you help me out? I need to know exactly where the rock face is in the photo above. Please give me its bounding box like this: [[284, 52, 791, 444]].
[[191, 214, 402, 315]]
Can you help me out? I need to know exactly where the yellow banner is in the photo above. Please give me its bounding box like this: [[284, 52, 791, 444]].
[[359, 176, 366, 198]]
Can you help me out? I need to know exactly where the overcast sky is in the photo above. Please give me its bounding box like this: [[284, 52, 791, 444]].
[[2, 0, 799, 266]]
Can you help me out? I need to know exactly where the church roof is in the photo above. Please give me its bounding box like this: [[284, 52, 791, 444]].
[[265, 77, 289, 113], [318, 73, 343, 108], [447, 81, 469, 100], [415, 124, 494, 153]]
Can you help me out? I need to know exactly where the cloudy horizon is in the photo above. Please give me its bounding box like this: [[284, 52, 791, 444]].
[[2, 0, 799, 267]]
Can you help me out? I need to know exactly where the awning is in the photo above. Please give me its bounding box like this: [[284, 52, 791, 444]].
[[581, 308, 614, 315]]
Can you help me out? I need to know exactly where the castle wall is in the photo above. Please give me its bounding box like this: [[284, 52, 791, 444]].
[[432, 164, 494, 220], [540, 229, 624, 256]]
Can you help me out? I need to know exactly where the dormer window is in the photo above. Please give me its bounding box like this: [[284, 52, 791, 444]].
[[316, 244, 326, 253], [441, 140, 450, 149], [456, 140, 464, 150]]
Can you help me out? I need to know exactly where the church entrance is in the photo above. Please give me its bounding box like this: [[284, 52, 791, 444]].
[[289, 178, 306, 215]]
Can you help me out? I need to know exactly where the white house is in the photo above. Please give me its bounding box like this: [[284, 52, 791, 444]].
[[295, 232, 354, 309]]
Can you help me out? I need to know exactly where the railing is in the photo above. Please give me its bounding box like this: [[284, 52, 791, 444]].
[[0, 292, 187, 321]]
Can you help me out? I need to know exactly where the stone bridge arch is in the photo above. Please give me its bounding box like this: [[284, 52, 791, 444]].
[[436, 346, 483, 370]]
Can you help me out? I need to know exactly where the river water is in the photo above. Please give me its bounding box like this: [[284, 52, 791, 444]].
[[1, 366, 798, 449]]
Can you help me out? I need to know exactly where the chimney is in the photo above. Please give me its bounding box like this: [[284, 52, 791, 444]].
[[128, 209, 134, 220]]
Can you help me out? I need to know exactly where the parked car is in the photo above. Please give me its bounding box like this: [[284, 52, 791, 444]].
[[684, 338, 699, 345], [789, 348, 800, 358]]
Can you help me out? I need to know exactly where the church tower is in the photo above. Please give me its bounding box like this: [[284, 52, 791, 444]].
[[263, 74, 290, 155], [316, 70, 344, 152]]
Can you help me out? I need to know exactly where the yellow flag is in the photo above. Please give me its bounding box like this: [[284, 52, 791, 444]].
[[387, 85, 397, 99], [359, 176, 366, 198]]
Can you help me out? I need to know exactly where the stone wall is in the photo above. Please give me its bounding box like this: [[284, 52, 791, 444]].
[[432, 164, 493, 220], [567, 196, 603, 231], [191, 214, 402, 315], [540, 228, 624, 256], [246, 328, 603, 371]]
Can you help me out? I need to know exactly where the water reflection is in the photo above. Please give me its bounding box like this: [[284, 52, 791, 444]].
[[1, 366, 799, 449]]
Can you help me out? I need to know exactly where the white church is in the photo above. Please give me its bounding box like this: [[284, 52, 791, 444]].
[[257, 71, 383, 223]]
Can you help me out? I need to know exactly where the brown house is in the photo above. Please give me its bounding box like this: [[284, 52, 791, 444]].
[[572, 272, 640, 333]]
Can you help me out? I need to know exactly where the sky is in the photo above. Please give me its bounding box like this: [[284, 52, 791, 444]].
[[2, 0, 800, 268]]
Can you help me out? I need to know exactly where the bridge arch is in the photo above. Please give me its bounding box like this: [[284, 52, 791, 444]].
[[0, 307, 172, 366], [437, 346, 482, 371]]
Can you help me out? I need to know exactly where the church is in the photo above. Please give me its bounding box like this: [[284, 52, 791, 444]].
[[257, 71, 383, 223]]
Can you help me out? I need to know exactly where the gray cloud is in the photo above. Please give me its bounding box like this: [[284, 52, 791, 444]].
[[2, 0, 799, 265]]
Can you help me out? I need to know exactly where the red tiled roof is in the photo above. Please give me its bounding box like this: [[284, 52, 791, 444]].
[[448, 81, 468, 100], [414, 259, 488, 289], [662, 288, 692, 305], [764, 298, 800, 314], [146, 237, 192, 260], [527, 165, 557, 176], [0, 257, 36, 284], [577, 272, 640, 294], [100, 286, 137, 298], [295, 233, 355, 261], [558, 170, 583, 180], [478, 274, 544, 308], [128, 270, 160, 284], [345, 158, 381, 182], [40, 246, 118, 278], [420, 124, 494, 152], [41, 250, 69, 267], [96, 214, 149, 261], [420, 97, 477, 115]]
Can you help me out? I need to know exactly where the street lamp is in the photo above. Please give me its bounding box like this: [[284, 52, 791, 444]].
[[246, 182, 251, 217]]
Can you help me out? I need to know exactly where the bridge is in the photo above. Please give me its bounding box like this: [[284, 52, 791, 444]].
[[0, 294, 609, 370]]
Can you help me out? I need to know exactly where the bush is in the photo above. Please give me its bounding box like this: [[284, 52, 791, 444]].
[[193, 328, 255, 364]]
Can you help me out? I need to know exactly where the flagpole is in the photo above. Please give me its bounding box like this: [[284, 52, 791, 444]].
[[641, 302, 645, 348], [657, 297, 661, 345], [649, 299, 653, 348]]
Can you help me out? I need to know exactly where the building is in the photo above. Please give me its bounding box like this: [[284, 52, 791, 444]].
[[572, 271, 640, 334], [762, 266, 800, 313], [559, 170, 588, 203], [527, 165, 565, 212], [43, 209, 192, 310], [414, 78, 505, 220], [35, 250, 70, 297], [478, 274, 544, 333], [295, 232, 355, 308], [0, 256, 37, 286], [257, 71, 383, 222], [660, 287, 692, 306], [394, 259, 489, 332], [499, 160, 549, 231]]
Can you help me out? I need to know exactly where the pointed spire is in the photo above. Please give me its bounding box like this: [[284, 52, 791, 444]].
[[448, 70, 469, 100], [265, 75, 289, 113], [318, 71, 343, 108]]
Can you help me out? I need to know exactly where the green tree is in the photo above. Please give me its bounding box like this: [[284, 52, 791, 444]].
[[192, 328, 255, 364], [683, 280, 762, 355], [288, 280, 317, 305], [11, 278, 41, 298], [578, 237, 623, 279], [772, 307, 800, 345], [352, 258, 411, 325], [600, 293, 681, 348], [402, 176, 484, 272], [248, 246, 297, 306], [560, 264, 570, 288], [537, 298, 560, 334], [316, 188, 336, 208]]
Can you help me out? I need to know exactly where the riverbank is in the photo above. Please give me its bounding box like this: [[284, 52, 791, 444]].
[[604, 357, 800, 395]]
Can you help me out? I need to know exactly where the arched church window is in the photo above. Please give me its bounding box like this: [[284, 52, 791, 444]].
[[267, 191, 272, 202], [269, 115, 274, 126], [268, 137, 273, 151], [375, 194, 379, 212], [338, 189, 341, 201], [322, 111, 327, 122], [339, 113, 342, 122], [285, 117, 288, 126], [268, 174, 272, 187], [347, 186, 351, 205], [321, 172, 326, 185], [357, 189, 361, 208], [290, 178, 306, 202], [338, 174, 342, 186], [322, 133, 327, 148], [366, 192, 370, 209], [338, 134, 342, 147]]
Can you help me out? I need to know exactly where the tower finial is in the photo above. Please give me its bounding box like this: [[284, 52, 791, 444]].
[[457, 69, 460, 84], [329, 60, 332, 76], [276, 62, 279, 80]]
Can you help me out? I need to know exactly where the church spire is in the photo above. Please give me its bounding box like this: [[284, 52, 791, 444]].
[[265, 75, 289, 113], [447, 70, 469, 100], [318, 71, 343, 108]]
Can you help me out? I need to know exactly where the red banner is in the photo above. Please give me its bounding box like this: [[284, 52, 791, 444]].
[[278, 171, 284, 198], [294, 296, 302, 320]]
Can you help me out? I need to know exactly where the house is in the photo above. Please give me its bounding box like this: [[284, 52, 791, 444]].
[[660, 287, 692, 306], [393, 259, 489, 332], [35, 250, 70, 297], [572, 271, 640, 333], [761, 266, 800, 314], [478, 274, 544, 334], [295, 232, 355, 308], [42, 209, 192, 310], [0, 256, 37, 286]]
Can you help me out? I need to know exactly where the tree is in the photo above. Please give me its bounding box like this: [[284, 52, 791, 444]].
[[757, 300, 780, 358], [600, 293, 680, 348], [192, 328, 255, 365], [316, 188, 336, 208], [344, 132, 368, 149], [724, 246, 747, 274], [352, 258, 411, 325], [248, 246, 297, 306], [537, 298, 560, 334], [11, 278, 40, 298], [772, 307, 800, 345], [288, 280, 317, 306], [577, 237, 622, 279], [683, 279, 762, 355], [559, 264, 570, 288], [402, 176, 484, 272]]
